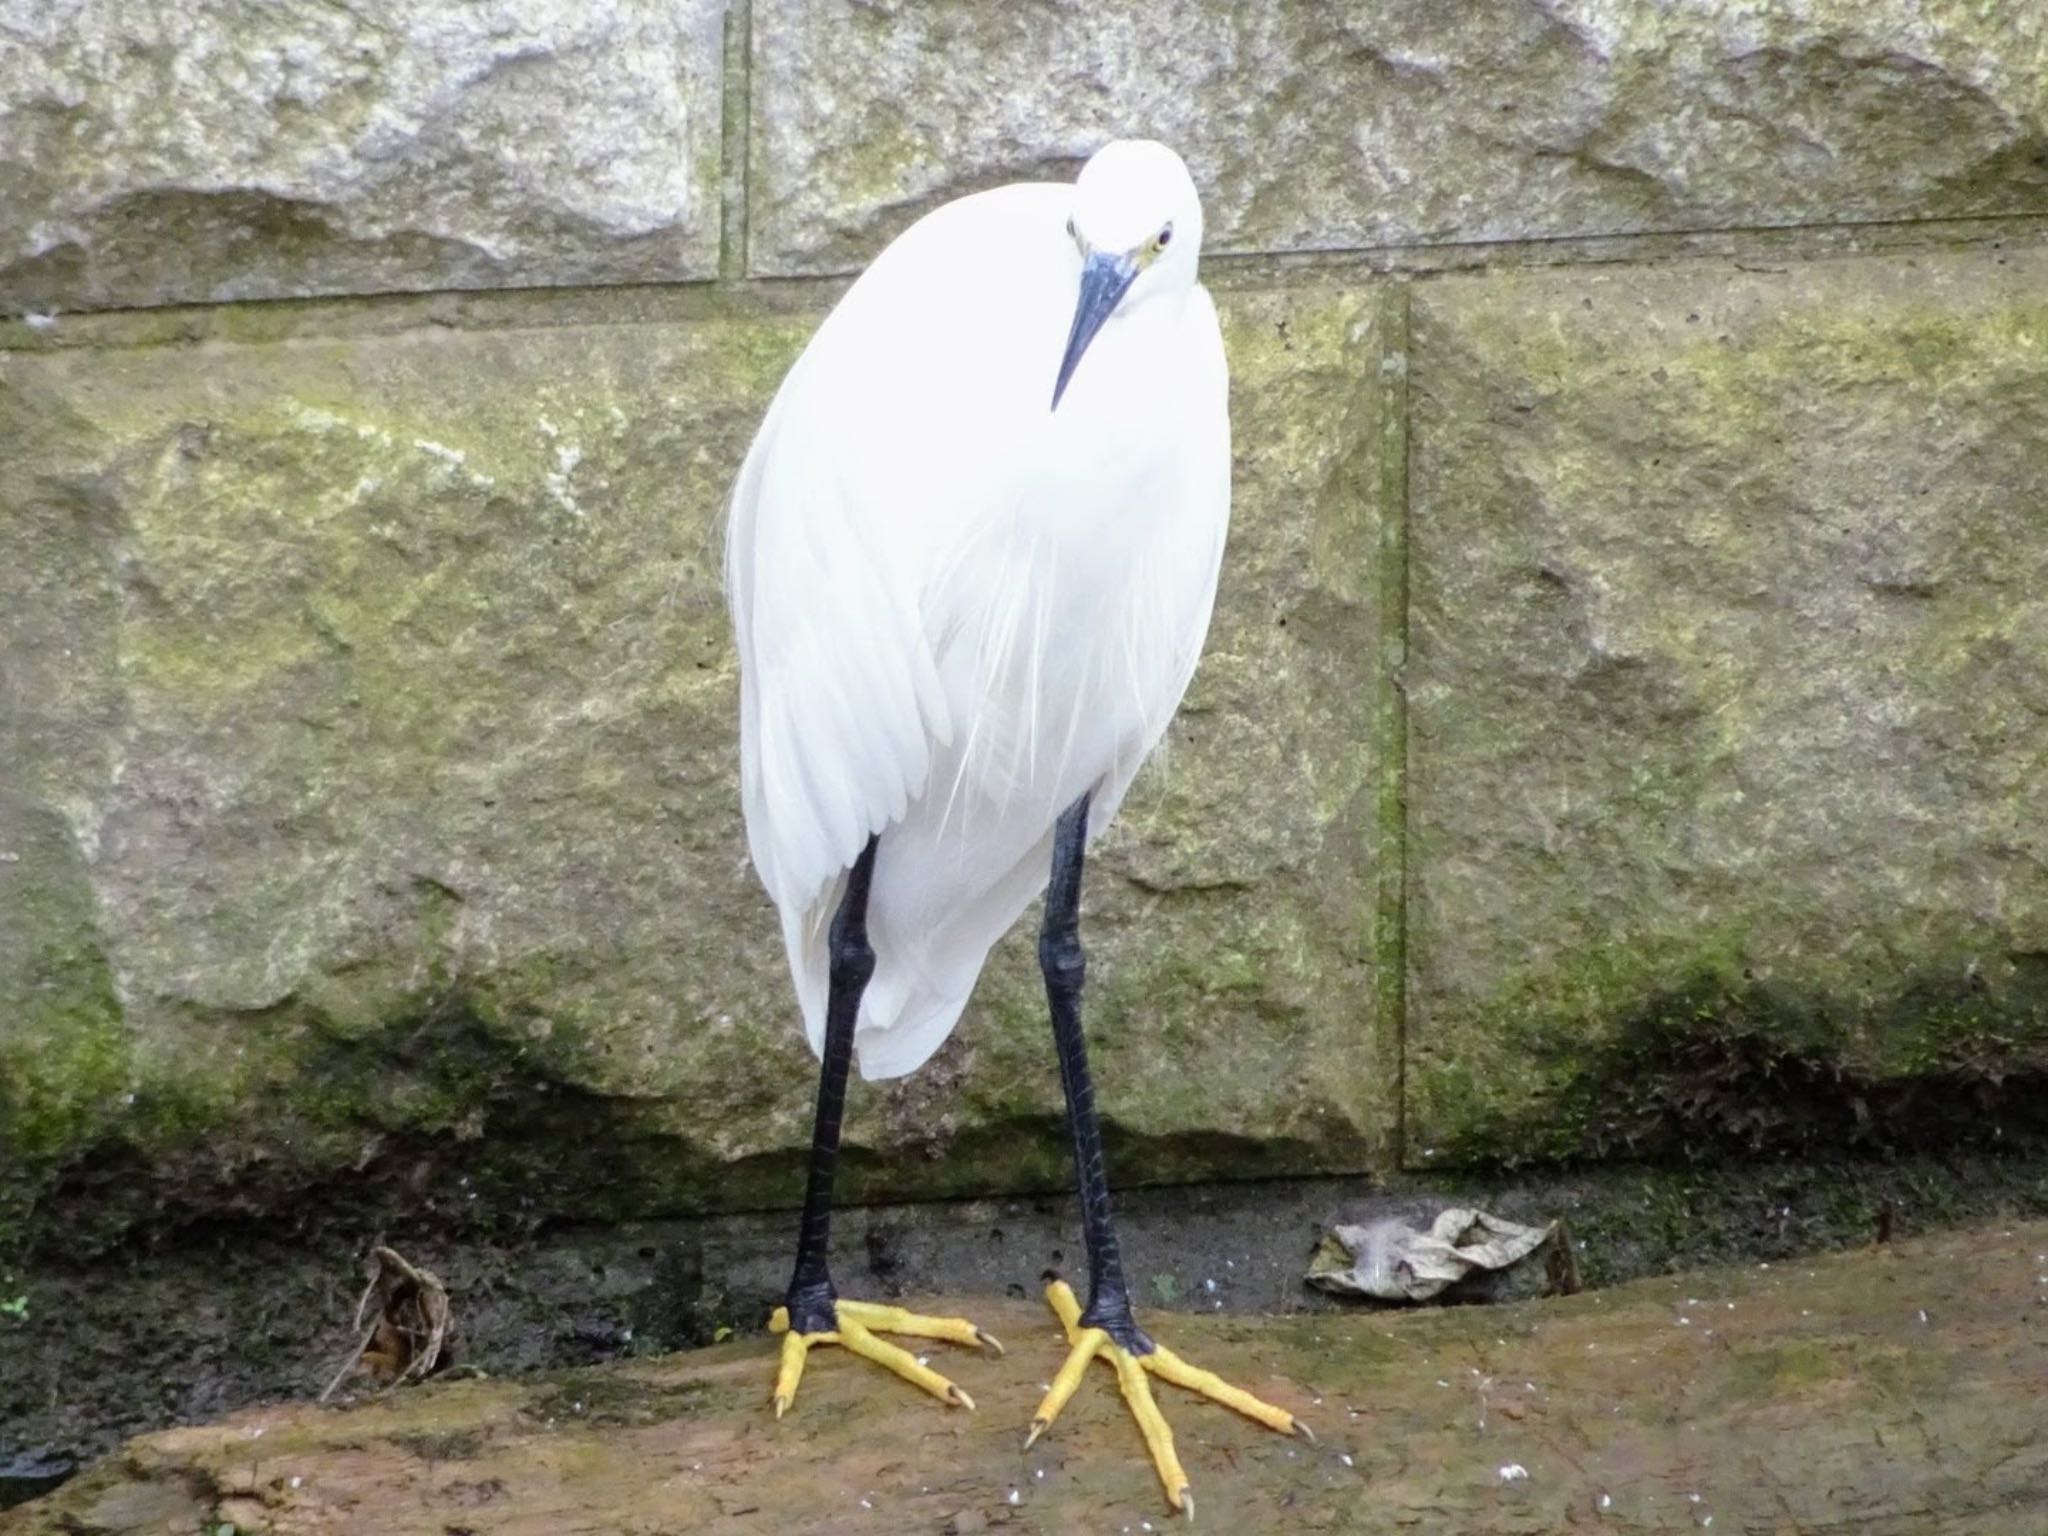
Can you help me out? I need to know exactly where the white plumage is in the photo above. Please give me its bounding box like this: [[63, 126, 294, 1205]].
[[726, 140, 1230, 1080]]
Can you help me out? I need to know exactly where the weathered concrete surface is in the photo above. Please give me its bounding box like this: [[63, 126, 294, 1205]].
[[0, 280, 1389, 1250], [1406, 244, 2048, 1164], [750, 0, 2048, 275], [11, 1221, 2047, 1533], [0, 0, 726, 315], [14, 1148, 2048, 1479]]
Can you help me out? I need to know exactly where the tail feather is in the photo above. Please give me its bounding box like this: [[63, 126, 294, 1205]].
[[787, 914, 994, 1082]]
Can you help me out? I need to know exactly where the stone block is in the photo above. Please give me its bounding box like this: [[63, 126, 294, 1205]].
[[0, 0, 726, 313], [750, 0, 2048, 275], [1406, 245, 2048, 1163]]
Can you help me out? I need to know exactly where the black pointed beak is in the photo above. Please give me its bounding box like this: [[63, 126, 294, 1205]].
[[1051, 250, 1139, 411]]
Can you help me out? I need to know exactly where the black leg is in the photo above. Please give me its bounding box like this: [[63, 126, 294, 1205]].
[[1041, 792, 1153, 1356], [784, 835, 879, 1336]]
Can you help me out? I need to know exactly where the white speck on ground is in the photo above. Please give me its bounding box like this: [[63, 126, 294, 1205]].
[[1498, 1463, 1529, 1483]]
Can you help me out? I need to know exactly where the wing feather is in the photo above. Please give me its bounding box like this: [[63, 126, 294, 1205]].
[[727, 371, 952, 916]]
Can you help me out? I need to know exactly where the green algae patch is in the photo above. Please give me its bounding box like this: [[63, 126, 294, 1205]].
[[1416, 967, 2048, 1168], [0, 795, 130, 1241]]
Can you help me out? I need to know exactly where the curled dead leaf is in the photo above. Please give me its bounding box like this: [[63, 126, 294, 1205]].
[[319, 1246, 454, 1402], [1307, 1208, 1574, 1302]]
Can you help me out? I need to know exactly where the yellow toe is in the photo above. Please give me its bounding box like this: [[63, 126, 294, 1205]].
[[837, 1298, 1004, 1356], [837, 1314, 975, 1408], [1112, 1344, 1191, 1512], [1043, 1275, 1086, 1341], [1029, 1281, 1304, 1514], [1028, 1324, 1105, 1445], [1144, 1342, 1303, 1438], [771, 1326, 824, 1416], [766, 1297, 993, 1417]]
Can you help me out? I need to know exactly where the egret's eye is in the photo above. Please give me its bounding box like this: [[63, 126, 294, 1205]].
[[1156, 224, 1174, 249]]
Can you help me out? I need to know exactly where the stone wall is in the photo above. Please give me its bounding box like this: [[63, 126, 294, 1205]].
[[3, 0, 2046, 1249]]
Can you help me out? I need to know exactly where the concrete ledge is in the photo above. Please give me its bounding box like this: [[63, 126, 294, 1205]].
[[10, 1221, 2045, 1533]]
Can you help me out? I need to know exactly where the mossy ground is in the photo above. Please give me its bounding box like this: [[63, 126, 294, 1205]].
[[13, 1218, 2048, 1533], [9, 1142, 2048, 1502]]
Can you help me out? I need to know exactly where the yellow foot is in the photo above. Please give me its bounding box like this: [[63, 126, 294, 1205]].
[[766, 1298, 1002, 1418], [1028, 1276, 1311, 1517]]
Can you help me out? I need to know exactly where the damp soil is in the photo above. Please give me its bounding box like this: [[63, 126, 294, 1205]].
[[7, 1142, 2048, 1510]]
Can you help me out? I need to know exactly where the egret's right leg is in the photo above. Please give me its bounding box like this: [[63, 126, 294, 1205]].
[[767, 835, 1001, 1417]]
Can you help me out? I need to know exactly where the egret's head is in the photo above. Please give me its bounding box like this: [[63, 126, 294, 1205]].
[[1052, 139, 1205, 411]]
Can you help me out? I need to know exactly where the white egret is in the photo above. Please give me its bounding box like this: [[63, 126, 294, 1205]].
[[727, 138, 1305, 1513]]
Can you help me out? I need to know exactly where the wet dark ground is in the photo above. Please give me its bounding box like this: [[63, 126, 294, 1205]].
[[7, 1143, 2048, 1509]]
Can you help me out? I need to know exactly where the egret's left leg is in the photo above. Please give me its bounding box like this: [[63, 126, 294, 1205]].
[[768, 836, 1000, 1417], [1028, 794, 1310, 1515]]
